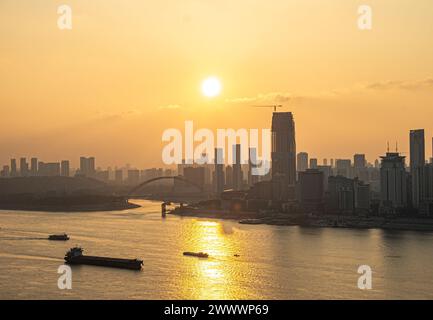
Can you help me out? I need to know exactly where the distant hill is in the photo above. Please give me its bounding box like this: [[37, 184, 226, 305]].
[[0, 176, 109, 195]]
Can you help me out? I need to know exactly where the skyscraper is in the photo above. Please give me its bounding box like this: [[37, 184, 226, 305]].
[[309, 158, 318, 169], [61, 160, 70, 177], [214, 148, 225, 195], [80, 157, 96, 177], [247, 147, 259, 187], [296, 152, 308, 172], [232, 144, 242, 191], [410, 129, 425, 209], [20, 157, 29, 176], [380, 152, 408, 211], [10, 159, 17, 177], [30, 158, 38, 176], [271, 112, 296, 200]]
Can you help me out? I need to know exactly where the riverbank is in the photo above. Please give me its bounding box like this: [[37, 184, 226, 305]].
[[171, 208, 433, 232], [0, 201, 140, 212]]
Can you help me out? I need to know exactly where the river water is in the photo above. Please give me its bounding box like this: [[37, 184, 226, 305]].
[[1, 200, 433, 299]]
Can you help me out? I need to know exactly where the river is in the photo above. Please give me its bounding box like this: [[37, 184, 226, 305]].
[[1, 200, 433, 299]]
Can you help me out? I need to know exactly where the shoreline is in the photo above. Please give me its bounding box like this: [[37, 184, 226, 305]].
[[0, 202, 141, 213], [171, 208, 433, 232]]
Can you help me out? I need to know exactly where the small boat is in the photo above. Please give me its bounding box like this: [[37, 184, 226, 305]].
[[183, 251, 209, 258], [65, 247, 143, 270], [48, 234, 70, 241], [234, 254, 240, 257]]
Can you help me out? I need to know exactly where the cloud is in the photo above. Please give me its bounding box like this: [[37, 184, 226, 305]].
[[158, 104, 181, 110], [225, 92, 305, 105], [366, 78, 433, 91]]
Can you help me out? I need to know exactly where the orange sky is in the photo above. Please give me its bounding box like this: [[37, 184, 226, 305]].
[[1, 0, 433, 168]]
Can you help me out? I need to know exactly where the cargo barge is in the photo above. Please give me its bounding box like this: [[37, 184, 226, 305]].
[[65, 247, 143, 270], [48, 234, 69, 241], [183, 251, 209, 258]]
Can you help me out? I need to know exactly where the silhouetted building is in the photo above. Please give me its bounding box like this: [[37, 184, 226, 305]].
[[248, 147, 259, 187], [297, 152, 308, 172], [184, 166, 205, 190], [298, 169, 324, 213], [10, 159, 17, 177], [61, 160, 70, 177], [380, 152, 408, 212], [336, 159, 351, 178], [115, 169, 123, 184], [232, 144, 242, 190], [271, 112, 296, 200], [328, 176, 355, 214], [20, 158, 29, 176], [410, 129, 425, 209], [1, 165, 10, 177], [214, 148, 225, 196], [127, 169, 140, 186], [309, 158, 318, 169], [38, 162, 61, 176], [80, 157, 96, 177], [30, 158, 38, 176], [225, 165, 233, 189], [317, 165, 332, 191]]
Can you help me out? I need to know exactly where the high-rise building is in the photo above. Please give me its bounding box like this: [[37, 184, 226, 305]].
[[336, 159, 352, 178], [271, 112, 296, 200], [214, 148, 225, 195], [248, 147, 259, 187], [80, 157, 96, 177], [30, 158, 38, 176], [10, 159, 17, 177], [127, 169, 140, 186], [225, 165, 233, 189], [184, 167, 205, 190], [298, 169, 324, 213], [115, 169, 123, 184], [61, 160, 70, 177], [1, 165, 10, 177], [354, 154, 366, 169], [38, 162, 61, 176], [296, 152, 308, 172], [232, 144, 242, 191], [20, 157, 29, 176], [309, 158, 318, 169], [410, 129, 425, 209], [380, 152, 408, 210]]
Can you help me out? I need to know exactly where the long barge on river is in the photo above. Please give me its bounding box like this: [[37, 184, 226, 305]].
[[65, 247, 143, 270]]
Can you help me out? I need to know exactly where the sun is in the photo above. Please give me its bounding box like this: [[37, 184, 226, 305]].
[[201, 77, 222, 98]]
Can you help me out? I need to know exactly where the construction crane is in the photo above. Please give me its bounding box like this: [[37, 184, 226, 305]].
[[253, 104, 284, 112]]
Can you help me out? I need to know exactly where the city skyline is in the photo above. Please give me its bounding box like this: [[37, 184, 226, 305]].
[[2, 1, 433, 168]]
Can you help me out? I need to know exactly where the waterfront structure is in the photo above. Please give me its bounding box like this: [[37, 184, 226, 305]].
[[271, 112, 296, 200]]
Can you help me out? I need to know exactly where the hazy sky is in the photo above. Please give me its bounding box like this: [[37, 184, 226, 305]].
[[1, 0, 433, 168]]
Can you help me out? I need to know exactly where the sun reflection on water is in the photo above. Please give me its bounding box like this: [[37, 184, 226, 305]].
[[179, 219, 245, 299]]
